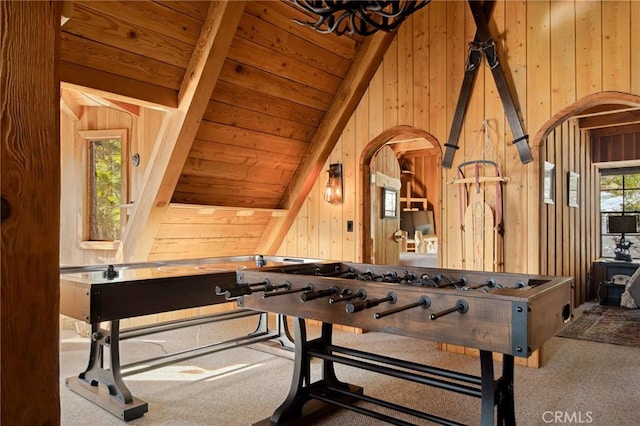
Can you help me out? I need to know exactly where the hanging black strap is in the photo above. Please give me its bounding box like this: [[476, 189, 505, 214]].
[[443, 0, 532, 168], [442, 0, 495, 169], [442, 44, 484, 168], [469, 1, 532, 165]]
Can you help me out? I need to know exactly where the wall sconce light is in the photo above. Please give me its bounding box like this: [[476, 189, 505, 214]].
[[324, 163, 343, 204]]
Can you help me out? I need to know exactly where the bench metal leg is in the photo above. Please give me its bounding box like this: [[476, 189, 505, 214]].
[[66, 320, 148, 421]]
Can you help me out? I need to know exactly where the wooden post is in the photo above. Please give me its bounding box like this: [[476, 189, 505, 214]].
[[1, 1, 61, 424]]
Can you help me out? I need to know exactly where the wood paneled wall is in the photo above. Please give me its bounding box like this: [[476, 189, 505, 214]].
[[147, 204, 287, 260], [540, 120, 597, 307], [60, 105, 164, 265], [60, 103, 286, 264], [277, 0, 640, 308]]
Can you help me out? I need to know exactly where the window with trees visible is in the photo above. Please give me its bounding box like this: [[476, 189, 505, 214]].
[[79, 129, 128, 244], [89, 138, 123, 240], [600, 168, 640, 258]]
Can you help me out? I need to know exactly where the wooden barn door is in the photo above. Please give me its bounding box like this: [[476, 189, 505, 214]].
[[371, 145, 401, 264]]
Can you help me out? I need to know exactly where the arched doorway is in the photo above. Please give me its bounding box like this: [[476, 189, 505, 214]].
[[360, 126, 442, 265], [532, 91, 640, 306]]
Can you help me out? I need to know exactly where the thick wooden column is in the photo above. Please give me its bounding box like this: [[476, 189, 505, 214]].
[[1, 2, 61, 424]]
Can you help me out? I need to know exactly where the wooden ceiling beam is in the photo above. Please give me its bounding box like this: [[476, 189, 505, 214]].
[[257, 29, 397, 254], [76, 91, 141, 116], [578, 109, 640, 129], [590, 122, 640, 138], [60, 74, 177, 109], [117, 0, 246, 262], [105, 99, 140, 116], [402, 149, 439, 159], [387, 139, 435, 152], [59, 88, 82, 121], [60, 86, 140, 117], [572, 104, 637, 118]]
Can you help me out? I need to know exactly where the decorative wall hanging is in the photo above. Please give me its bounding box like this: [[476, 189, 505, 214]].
[[382, 187, 398, 219], [442, 0, 532, 169], [543, 162, 555, 205], [567, 171, 579, 208], [449, 160, 509, 272]]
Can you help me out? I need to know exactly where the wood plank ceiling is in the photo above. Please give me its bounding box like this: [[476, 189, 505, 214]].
[[60, 0, 639, 261], [180, 1, 362, 208], [61, 0, 365, 209], [60, 0, 398, 259]]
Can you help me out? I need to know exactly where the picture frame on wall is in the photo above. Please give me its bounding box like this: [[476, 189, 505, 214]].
[[568, 171, 580, 208], [543, 161, 555, 204], [382, 187, 398, 219]]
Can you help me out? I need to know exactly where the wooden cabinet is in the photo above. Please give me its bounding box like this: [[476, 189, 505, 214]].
[[592, 259, 639, 306]]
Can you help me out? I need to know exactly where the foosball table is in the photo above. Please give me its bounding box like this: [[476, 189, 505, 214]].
[[225, 261, 573, 426]]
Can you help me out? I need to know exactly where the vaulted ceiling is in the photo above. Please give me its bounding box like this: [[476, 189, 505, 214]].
[[59, 0, 640, 261], [60, 0, 397, 260]]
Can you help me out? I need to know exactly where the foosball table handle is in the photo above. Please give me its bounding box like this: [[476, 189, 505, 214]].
[[374, 296, 431, 319], [300, 286, 338, 302], [346, 292, 397, 313], [429, 299, 469, 320], [329, 288, 366, 304], [222, 280, 289, 299], [263, 284, 313, 299]]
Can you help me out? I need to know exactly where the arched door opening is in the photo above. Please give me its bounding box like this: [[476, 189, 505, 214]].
[[360, 126, 442, 265], [533, 92, 640, 306]]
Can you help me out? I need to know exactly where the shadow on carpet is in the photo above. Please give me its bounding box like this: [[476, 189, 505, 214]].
[[557, 304, 640, 347]]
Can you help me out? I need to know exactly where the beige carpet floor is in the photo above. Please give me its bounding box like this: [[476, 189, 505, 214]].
[[60, 307, 640, 426]]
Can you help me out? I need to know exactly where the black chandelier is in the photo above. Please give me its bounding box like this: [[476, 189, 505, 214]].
[[289, 1, 431, 36]]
